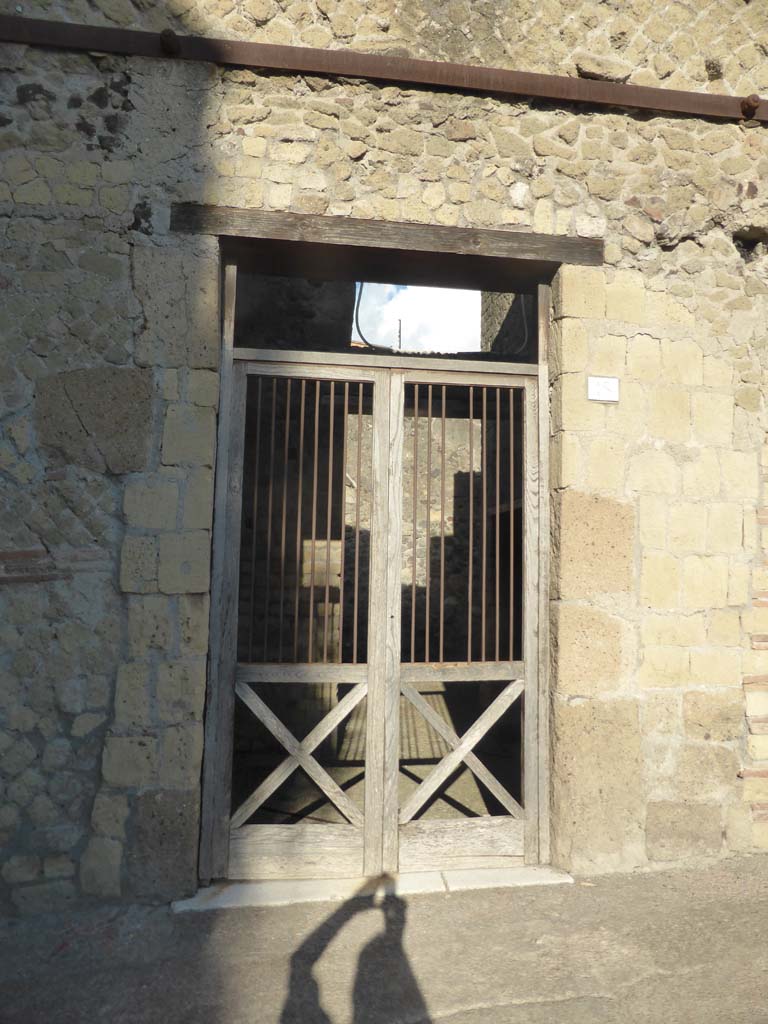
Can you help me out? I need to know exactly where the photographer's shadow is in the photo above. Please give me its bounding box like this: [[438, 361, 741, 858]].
[[280, 877, 432, 1024]]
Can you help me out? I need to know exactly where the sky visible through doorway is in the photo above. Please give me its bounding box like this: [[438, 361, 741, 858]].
[[352, 282, 481, 353]]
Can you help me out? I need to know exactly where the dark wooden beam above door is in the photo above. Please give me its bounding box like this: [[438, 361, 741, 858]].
[[170, 205, 603, 291]]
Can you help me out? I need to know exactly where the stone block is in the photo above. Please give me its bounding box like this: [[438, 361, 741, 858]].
[[119, 536, 158, 594], [157, 660, 206, 723], [557, 491, 635, 600], [11, 881, 77, 915], [554, 604, 633, 696], [689, 648, 741, 687], [36, 368, 152, 474], [748, 734, 768, 760], [113, 663, 152, 730], [725, 803, 755, 853], [585, 436, 625, 492], [169, 592, 208, 659], [646, 802, 722, 861], [605, 381, 647, 437], [640, 552, 680, 610], [745, 684, 768, 718], [102, 736, 158, 788], [158, 531, 211, 594], [626, 334, 661, 382], [683, 690, 744, 741], [667, 503, 706, 554], [91, 791, 129, 838], [648, 387, 691, 443], [552, 265, 606, 320], [708, 609, 740, 646], [589, 334, 625, 376], [682, 555, 729, 610], [628, 450, 679, 495], [606, 270, 644, 322], [552, 373, 605, 431], [188, 370, 219, 408], [728, 562, 750, 606], [80, 837, 122, 897], [703, 356, 732, 388], [676, 744, 739, 801], [743, 773, 768, 802], [160, 724, 204, 787], [127, 790, 199, 901], [706, 503, 743, 554], [133, 246, 219, 370], [161, 404, 216, 467], [660, 339, 703, 386], [551, 699, 645, 873], [638, 646, 689, 688], [691, 393, 733, 445], [551, 318, 588, 374], [1, 855, 41, 884], [682, 449, 720, 499], [641, 613, 704, 646], [128, 595, 172, 656], [637, 494, 666, 548], [641, 692, 681, 735], [720, 451, 758, 499], [182, 468, 214, 530], [124, 479, 178, 531]]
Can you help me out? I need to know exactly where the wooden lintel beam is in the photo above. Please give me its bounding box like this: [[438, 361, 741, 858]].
[[170, 204, 604, 271]]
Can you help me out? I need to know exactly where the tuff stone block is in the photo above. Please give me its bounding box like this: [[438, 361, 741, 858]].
[[554, 604, 633, 696], [646, 802, 722, 861], [683, 690, 744, 741], [552, 699, 645, 873], [158, 531, 210, 594], [161, 404, 216, 467], [557, 491, 635, 599], [80, 837, 122, 897]]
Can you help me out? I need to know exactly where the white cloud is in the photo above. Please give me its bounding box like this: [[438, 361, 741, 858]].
[[353, 283, 481, 353]]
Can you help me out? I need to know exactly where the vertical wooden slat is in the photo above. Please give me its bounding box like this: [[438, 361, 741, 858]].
[[246, 377, 263, 662], [199, 261, 242, 882], [411, 384, 418, 663], [495, 387, 501, 662], [322, 382, 336, 662], [468, 386, 474, 663], [523, 376, 540, 865], [292, 379, 306, 663], [261, 378, 278, 661], [382, 370, 404, 871], [481, 387, 487, 662], [425, 384, 432, 663], [364, 370, 392, 875], [439, 384, 446, 663], [509, 387, 515, 663], [277, 378, 292, 662], [338, 382, 349, 664], [308, 380, 321, 663], [352, 382, 363, 664], [536, 283, 552, 864]]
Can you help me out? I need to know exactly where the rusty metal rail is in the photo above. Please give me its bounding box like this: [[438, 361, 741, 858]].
[[0, 14, 764, 123]]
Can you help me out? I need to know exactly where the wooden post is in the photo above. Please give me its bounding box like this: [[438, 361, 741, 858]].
[[199, 262, 245, 883]]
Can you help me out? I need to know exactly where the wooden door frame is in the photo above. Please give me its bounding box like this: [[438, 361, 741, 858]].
[[197, 217, 559, 884]]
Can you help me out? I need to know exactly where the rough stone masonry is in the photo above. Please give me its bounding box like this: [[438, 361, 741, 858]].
[[1, 0, 767, 913]]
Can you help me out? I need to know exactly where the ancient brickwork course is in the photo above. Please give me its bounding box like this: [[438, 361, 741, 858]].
[[1, 1, 767, 910]]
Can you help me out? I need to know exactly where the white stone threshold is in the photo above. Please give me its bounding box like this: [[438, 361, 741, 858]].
[[173, 865, 573, 913]]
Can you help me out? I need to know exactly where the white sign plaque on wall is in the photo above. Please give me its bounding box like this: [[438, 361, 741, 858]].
[[587, 376, 620, 402]]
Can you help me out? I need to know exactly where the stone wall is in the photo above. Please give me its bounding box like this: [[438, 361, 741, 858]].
[[1, 1, 767, 910]]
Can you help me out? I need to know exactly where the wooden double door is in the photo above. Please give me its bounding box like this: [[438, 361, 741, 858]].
[[210, 353, 542, 881]]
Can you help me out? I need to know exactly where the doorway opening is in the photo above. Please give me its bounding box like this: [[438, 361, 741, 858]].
[[199, 219, 553, 884]]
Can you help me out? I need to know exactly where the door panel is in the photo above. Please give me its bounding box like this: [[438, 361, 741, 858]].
[[228, 369, 380, 880], [223, 361, 538, 879]]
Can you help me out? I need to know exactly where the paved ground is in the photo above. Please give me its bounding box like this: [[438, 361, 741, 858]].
[[2, 855, 768, 1024]]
